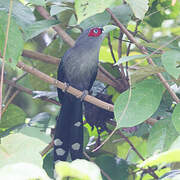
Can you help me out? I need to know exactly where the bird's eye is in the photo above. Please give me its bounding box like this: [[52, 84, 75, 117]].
[[88, 27, 103, 37], [93, 29, 98, 33]]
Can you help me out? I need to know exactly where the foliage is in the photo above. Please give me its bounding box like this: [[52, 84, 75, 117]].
[[0, 0, 180, 179]]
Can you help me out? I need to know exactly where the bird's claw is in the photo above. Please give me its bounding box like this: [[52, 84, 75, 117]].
[[79, 90, 89, 101], [63, 82, 70, 92]]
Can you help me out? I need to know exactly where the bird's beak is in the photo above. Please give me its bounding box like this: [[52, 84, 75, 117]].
[[103, 25, 118, 34], [101, 27, 104, 33]]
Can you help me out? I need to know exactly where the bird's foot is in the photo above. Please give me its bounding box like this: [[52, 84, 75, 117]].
[[63, 82, 70, 92], [79, 90, 89, 101]]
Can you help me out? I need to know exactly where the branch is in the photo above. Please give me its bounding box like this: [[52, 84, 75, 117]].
[[107, 34, 116, 63], [35, 6, 75, 47], [22, 50, 60, 65], [22, 49, 126, 93], [16, 62, 114, 112], [40, 140, 54, 156], [3, 78, 61, 106], [0, 0, 13, 120], [118, 130, 144, 160], [3, 72, 27, 104], [2, 90, 20, 115], [106, 8, 180, 104], [117, 30, 126, 78]]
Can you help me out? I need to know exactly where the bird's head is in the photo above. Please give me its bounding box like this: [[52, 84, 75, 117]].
[[75, 27, 105, 47]]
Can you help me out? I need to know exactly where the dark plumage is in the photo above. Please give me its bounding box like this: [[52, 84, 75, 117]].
[[84, 93, 114, 134], [54, 27, 105, 162]]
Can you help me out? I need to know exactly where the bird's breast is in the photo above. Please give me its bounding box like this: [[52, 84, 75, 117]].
[[64, 54, 98, 91]]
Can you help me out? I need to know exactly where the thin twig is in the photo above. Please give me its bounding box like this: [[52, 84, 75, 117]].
[[129, 36, 180, 69], [3, 72, 27, 104], [40, 140, 54, 156], [117, 130, 158, 179], [118, 31, 126, 78], [0, 0, 13, 120], [125, 21, 139, 79], [106, 8, 180, 104], [107, 34, 116, 63], [118, 130, 144, 160], [2, 90, 19, 115], [3, 78, 61, 106]]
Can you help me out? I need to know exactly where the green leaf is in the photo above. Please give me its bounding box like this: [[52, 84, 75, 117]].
[[23, 19, 60, 41], [95, 155, 129, 180], [55, 159, 102, 180], [0, 162, 51, 180], [0, 133, 47, 168], [126, 136, 147, 163], [50, 5, 72, 16], [114, 79, 164, 128], [172, 104, 180, 133], [99, 46, 118, 63], [0, 104, 26, 129], [117, 136, 147, 163], [131, 65, 165, 85], [27, 0, 46, 6], [110, 4, 133, 25], [139, 148, 180, 168], [103, 25, 118, 34], [151, 90, 173, 119], [20, 126, 51, 144], [147, 118, 178, 156], [75, 0, 115, 23], [0, 0, 35, 29], [145, 1, 180, 27], [139, 136, 180, 168], [79, 11, 111, 30], [136, 167, 171, 180], [43, 151, 54, 178], [114, 54, 147, 65], [161, 50, 180, 79], [160, 170, 180, 180], [0, 11, 24, 68], [126, 0, 149, 20]]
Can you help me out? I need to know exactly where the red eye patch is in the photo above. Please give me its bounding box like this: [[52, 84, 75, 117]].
[[88, 28, 103, 37]]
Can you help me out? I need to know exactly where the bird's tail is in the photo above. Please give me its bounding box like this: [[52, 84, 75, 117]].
[[54, 94, 83, 162]]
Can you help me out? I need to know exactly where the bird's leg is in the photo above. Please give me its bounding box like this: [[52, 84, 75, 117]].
[[78, 90, 89, 101], [63, 82, 70, 92]]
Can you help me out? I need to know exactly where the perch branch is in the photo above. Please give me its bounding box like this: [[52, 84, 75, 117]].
[[16, 62, 114, 112]]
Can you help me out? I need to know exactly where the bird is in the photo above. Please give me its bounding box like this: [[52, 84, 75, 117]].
[[54, 27, 105, 163]]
